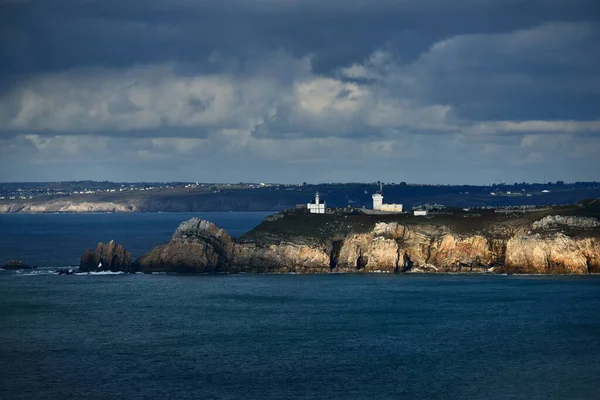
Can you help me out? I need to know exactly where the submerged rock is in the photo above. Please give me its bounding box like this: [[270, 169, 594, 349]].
[[79, 240, 132, 272], [57, 268, 75, 275], [1, 260, 37, 270]]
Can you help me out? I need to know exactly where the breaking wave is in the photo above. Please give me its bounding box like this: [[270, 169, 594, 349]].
[[73, 270, 126, 276], [12, 269, 58, 276]]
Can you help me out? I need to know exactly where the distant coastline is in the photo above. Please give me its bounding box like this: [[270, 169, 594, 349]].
[[2, 181, 600, 213]]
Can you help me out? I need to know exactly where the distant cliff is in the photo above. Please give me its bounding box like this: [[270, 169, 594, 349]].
[[5, 183, 600, 213], [83, 200, 600, 275], [0, 201, 135, 213], [0, 194, 294, 213]]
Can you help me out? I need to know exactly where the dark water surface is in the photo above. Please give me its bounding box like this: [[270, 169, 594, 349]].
[[0, 212, 272, 268], [1, 214, 600, 399], [1, 274, 600, 399]]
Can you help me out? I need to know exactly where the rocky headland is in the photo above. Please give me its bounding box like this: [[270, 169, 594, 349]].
[[78, 200, 600, 275]]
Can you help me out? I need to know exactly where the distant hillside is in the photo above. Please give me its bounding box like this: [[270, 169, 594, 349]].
[[1, 182, 600, 213]]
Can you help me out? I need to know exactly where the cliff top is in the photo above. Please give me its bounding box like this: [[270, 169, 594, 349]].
[[172, 218, 232, 242], [239, 201, 600, 245]]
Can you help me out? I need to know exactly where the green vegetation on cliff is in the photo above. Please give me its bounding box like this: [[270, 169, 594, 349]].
[[242, 200, 600, 244]]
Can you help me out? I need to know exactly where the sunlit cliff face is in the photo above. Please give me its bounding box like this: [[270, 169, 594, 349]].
[[1, 1, 599, 183], [112, 210, 600, 275]]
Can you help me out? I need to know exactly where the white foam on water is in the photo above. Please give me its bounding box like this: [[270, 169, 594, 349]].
[[12, 269, 58, 276], [74, 270, 126, 276]]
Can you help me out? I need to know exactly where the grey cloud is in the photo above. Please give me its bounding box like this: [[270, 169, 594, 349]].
[[2, 0, 598, 82], [372, 22, 600, 122], [2, 131, 598, 184], [1, 0, 599, 183]]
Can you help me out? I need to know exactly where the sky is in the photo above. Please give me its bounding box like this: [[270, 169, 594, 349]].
[[0, 0, 599, 184]]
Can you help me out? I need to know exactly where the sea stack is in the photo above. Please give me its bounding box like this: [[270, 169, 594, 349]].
[[79, 240, 132, 272], [133, 218, 235, 273]]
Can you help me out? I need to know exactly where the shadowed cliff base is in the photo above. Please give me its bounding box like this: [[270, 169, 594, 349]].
[[80, 200, 600, 275]]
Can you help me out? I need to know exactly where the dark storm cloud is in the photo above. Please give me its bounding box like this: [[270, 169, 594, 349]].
[[2, 0, 599, 80], [0, 0, 599, 183], [3, 0, 597, 122]]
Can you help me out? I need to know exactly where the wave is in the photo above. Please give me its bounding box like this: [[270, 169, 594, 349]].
[[73, 270, 126, 276], [5, 267, 128, 276], [14, 269, 59, 276]]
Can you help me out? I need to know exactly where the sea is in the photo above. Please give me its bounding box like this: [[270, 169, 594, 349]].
[[1, 212, 600, 399]]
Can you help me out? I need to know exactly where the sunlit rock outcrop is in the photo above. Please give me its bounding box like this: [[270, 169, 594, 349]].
[[233, 242, 330, 273], [505, 234, 600, 274]]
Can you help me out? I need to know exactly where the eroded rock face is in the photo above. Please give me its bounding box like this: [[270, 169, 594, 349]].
[[134, 241, 234, 273], [171, 218, 233, 244], [333, 233, 399, 272], [80, 240, 132, 272], [233, 242, 330, 273], [330, 223, 499, 273], [505, 234, 600, 274], [532, 215, 600, 230], [131, 214, 600, 275], [373, 222, 406, 238], [134, 218, 234, 273], [427, 234, 494, 272]]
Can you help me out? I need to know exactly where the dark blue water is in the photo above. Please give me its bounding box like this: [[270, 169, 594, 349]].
[[0, 212, 272, 268], [1, 214, 600, 399]]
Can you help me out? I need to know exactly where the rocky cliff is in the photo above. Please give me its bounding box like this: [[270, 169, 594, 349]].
[[0, 201, 136, 213], [82, 201, 600, 275], [80, 240, 132, 272], [133, 218, 234, 273]]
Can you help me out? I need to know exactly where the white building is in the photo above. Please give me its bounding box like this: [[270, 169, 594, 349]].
[[372, 183, 403, 213], [381, 203, 403, 212], [307, 192, 326, 214], [372, 192, 384, 210], [414, 210, 427, 216]]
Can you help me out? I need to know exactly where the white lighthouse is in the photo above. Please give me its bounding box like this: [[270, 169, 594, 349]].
[[372, 182, 403, 212], [372, 182, 383, 210]]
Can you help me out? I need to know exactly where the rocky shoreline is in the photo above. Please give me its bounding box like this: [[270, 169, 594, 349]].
[[78, 200, 600, 275]]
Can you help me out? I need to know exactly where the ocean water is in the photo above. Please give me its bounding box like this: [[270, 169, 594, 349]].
[[1, 214, 600, 399], [0, 212, 272, 269]]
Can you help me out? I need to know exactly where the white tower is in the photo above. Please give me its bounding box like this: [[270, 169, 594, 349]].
[[315, 191, 320, 205], [372, 193, 383, 210], [372, 183, 383, 210]]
